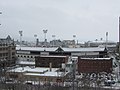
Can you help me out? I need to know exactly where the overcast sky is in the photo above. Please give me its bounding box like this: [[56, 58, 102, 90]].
[[0, 0, 120, 42]]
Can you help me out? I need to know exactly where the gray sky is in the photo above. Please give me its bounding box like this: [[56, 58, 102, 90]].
[[0, 0, 119, 42]]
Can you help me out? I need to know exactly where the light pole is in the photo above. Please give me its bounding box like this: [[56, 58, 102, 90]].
[[34, 34, 37, 46], [52, 35, 55, 47], [72, 60, 76, 90], [43, 30, 48, 50], [19, 31, 23, 50]]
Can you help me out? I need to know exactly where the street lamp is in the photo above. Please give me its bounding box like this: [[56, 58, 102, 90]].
[[19, 31, 23, 50], [43, 30, 48, 50]]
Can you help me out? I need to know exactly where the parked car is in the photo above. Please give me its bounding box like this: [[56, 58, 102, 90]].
[[104, 80, 115, 86]]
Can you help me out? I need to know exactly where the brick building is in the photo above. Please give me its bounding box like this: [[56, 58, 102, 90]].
[[78, 57, 113, 74], [35, 56, 68, 68]]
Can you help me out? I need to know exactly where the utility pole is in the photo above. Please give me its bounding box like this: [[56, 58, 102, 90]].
[[72, 60, 76, 90], [43, 30, 48, 50]]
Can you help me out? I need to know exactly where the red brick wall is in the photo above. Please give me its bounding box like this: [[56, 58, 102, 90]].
[[78, 57, 112, 73], [35, 56, 68, 68]]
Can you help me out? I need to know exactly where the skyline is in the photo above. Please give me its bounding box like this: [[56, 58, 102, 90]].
[[0, 0, 120, 42]]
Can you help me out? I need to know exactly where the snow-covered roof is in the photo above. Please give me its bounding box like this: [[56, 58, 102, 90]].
[[16, 46, 105, 52], [88, 40, 116, 44], [80, 58, 111, 60], [8, 66, 58, 73], [40, 56, 68, 58], [8, 66, 66, 77], [16, 46, 57, 52], [24, 72, 64, 77], [18, 61, 35, 65], [62, 47, 105, 52]]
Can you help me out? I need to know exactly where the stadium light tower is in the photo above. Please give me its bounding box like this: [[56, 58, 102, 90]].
[[34, 34, 37, 46], [0, 11, 2, 26], [52, 35, 56, 47], [105, 32, 108, 48], [73, 35, 76, 48], [43, 30, 48, 50], [19, 31, 23, 50]]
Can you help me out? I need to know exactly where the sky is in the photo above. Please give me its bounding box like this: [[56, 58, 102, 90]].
[[0, 0, 120, 42]]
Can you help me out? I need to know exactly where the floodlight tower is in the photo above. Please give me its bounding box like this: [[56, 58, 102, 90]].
[[43, 30, 48, 50], [19, 31, 23, 50], [34, 34, 37, 46], [73, 35, 76, 48], [105, 32, 108, 48], [0, 11, 2, 26], [52, 35, 56, 47]]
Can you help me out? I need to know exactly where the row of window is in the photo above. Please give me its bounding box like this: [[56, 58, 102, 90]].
[[0, 47, 15, 51], [17, 55, 34, 58]]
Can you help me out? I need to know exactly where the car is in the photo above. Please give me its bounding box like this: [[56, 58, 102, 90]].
[[104, 80, 115, 86], [5, 79, 16, 84]]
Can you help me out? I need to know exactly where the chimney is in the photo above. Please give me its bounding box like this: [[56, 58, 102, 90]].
[[49, 63, 52, 72]]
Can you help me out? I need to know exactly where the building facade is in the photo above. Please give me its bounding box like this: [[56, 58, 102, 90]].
[[78, 57, 113, 74], [0, 35, 16, 67], [16, 46, 108, 63], [35, 56, 68, 68]]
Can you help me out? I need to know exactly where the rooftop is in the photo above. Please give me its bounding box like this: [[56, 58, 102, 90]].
[[80, 58, 112, 60], [8, 66, 58, 73], [16, 46, 106, 52]]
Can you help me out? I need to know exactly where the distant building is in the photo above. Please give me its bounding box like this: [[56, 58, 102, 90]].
[[78, 57, 113, 74], [50, 39, 64, 47], [86, 40, 116, 47], [0, 35, 16, 67], [16, 46, 108, 63], [62, 40, 75, 48], [85, 40, 117, 52]]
